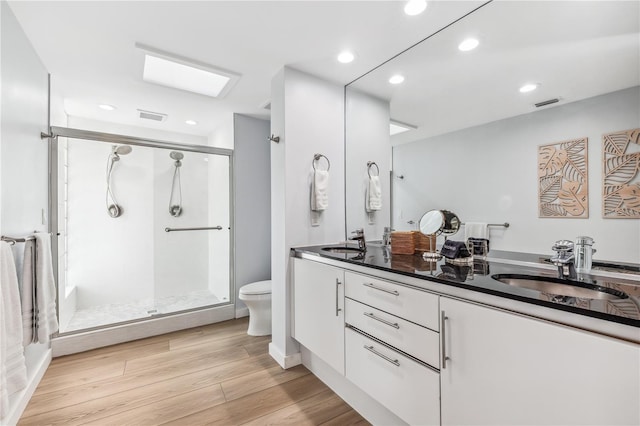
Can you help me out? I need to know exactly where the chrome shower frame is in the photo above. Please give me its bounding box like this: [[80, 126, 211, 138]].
[[43, 126, 236, 338]]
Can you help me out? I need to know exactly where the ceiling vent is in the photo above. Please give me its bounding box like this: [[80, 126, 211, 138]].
[[138, 109, 167, 122], [535, 98, 560, 108]]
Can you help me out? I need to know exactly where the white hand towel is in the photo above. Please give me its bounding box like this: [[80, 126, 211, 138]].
[[0, 241, 28, 416], [34, 233, 58, 342], [366, 176, 382, 212], [21, 240, 35, 346], [465, 222, 488, 240], [311, 170, 329, 211]]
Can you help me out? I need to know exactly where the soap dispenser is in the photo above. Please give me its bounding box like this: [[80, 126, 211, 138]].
[[575, 236, 596, 273]]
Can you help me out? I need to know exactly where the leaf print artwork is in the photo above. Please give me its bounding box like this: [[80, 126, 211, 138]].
[[558, 181, 587, 216], [538, 138, 588, 218], [538, 146, 567, 177], [603, 128, 640, 218]]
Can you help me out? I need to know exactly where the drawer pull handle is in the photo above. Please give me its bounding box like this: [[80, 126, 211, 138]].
[[336, 278, 342, 317], [441, 310, 450, 369], [364, 345, 400, 367], [362, 282, 399, 296], [364, 312, 400, 329]]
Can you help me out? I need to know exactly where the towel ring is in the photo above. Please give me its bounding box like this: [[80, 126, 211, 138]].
[[313, 154, 330, 171], [367, 161, 380, 178]]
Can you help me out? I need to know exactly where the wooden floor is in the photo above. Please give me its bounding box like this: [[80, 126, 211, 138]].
[[19, 318, 369, 425]]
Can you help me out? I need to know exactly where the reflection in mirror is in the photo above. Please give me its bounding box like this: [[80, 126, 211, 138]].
[[419, 210, 445, 235], [345, 1, 640, 262]]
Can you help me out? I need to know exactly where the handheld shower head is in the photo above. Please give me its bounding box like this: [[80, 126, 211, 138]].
[[112, 145, 133, 156], [170, 151, 184, 161]]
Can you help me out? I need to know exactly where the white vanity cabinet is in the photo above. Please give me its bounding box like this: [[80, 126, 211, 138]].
[[292, 258, 345, 374], [344, 271, 441, 425], [440, 297, 640, 426]]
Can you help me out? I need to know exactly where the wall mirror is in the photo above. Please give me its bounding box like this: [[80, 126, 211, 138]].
[[345, 1, 640, 262]]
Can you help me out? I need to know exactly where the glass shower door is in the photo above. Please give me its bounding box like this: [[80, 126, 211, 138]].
[[153, 150, 231, 315], [56, 135, 232, 334]]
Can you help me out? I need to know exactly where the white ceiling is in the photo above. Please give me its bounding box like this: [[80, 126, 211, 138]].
[[348, 1, 640, 145], [8, 0, 485, 138]]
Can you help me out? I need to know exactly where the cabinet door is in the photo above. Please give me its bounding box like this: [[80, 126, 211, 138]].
[[440, 297, 640, 425], [293, 259, 345, 374]]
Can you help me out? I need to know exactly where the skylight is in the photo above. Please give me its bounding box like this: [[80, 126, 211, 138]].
[[137, 43, 240, 98]]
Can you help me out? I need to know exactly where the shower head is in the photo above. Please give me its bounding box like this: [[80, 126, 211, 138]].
[[112, 145, 133, 156], [170, 151, 184, 161]]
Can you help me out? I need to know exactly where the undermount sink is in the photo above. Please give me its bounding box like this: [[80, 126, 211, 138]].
[[321, 246, 364, 254], [491, 274, 628, 300]]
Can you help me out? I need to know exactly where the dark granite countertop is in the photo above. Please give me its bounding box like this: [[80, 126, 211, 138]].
[[292, 244, 640, 329]]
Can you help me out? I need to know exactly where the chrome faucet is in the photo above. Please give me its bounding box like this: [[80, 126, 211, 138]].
[[382, 227, 394, 246], [349, 228, 366, 251], [551, 240, 576, 279]]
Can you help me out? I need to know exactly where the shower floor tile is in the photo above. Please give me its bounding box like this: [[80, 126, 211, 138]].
[[62, 290, 221, 333]]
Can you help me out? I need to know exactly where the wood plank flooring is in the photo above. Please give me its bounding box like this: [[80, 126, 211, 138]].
[[19, 318, 369, 425]]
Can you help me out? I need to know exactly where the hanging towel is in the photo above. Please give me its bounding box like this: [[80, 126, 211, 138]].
[[21, 240, 36, 346], [464, 222, 488, 240], [0, 241, 28, 416], [366, 176, 382, 212], [33, 233, 58, 342], [311, 170, 329, 211]]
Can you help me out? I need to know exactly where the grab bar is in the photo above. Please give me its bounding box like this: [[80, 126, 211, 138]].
[[165, 226, 224, 232]]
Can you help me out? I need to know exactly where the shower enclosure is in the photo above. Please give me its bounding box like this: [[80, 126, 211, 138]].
[[50, 127, 233, 334]]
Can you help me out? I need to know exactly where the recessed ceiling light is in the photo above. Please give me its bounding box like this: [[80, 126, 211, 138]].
[[519, 83, 540, 93], [185, 120, 197, 125], [98, 104, 116, 111], [337, 51, 355, 64], [389, 75, 405, 85], [136, 43, 240, 99], [458, 38, 479, 52], [404, 0, 427, 16]]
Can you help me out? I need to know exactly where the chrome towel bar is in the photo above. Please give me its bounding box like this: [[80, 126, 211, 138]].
[[164, 226, 224, 232], [461, 222, 510, 228]]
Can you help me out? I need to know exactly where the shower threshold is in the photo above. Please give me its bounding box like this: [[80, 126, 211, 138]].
[[61, 290, 222, 333]]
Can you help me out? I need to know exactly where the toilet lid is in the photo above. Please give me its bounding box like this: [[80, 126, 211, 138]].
[[240, 280, 272, 295]]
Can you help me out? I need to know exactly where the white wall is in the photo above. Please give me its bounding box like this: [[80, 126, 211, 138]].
[[1, 1, 51, 422], [233, 114, 270, 315], [345, 89, 391, 240], [393, 87, 640, 263], [65, 129, 155, 308], [270, 67, 345, 368]]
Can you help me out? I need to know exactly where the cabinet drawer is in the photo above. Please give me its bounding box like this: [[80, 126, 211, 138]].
[[346, 328, 440, 426], [345, 298, 439, 368], [345, 271, 439, 330]]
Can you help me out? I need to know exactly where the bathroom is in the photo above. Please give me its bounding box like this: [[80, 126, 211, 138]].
[[1, 1, 639, 425]]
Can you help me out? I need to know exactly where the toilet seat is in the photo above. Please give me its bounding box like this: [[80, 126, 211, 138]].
[[239, 280, 271, 296]]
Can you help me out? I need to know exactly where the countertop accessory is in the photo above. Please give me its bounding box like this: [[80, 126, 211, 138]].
[[419, 209, 461, 260], [440, 240, 471, 260], [391, 231, 415, 255], [575, 236, 596, 273]]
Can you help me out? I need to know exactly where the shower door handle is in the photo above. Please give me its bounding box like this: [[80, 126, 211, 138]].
[[165, 226, 224, 232]]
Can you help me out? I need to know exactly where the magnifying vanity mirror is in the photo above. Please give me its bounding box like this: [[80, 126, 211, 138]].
[[419, 209, 461, 259]]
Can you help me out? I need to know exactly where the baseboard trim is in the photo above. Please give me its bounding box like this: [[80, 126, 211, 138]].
[[52, 304, 235, 357], [5, 347, 51, 426], [268, 342, 302, 369], [235, 307, 249, 318]]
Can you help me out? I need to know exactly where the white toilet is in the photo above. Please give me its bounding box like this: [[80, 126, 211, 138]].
[[238, 280, 272, 336]]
